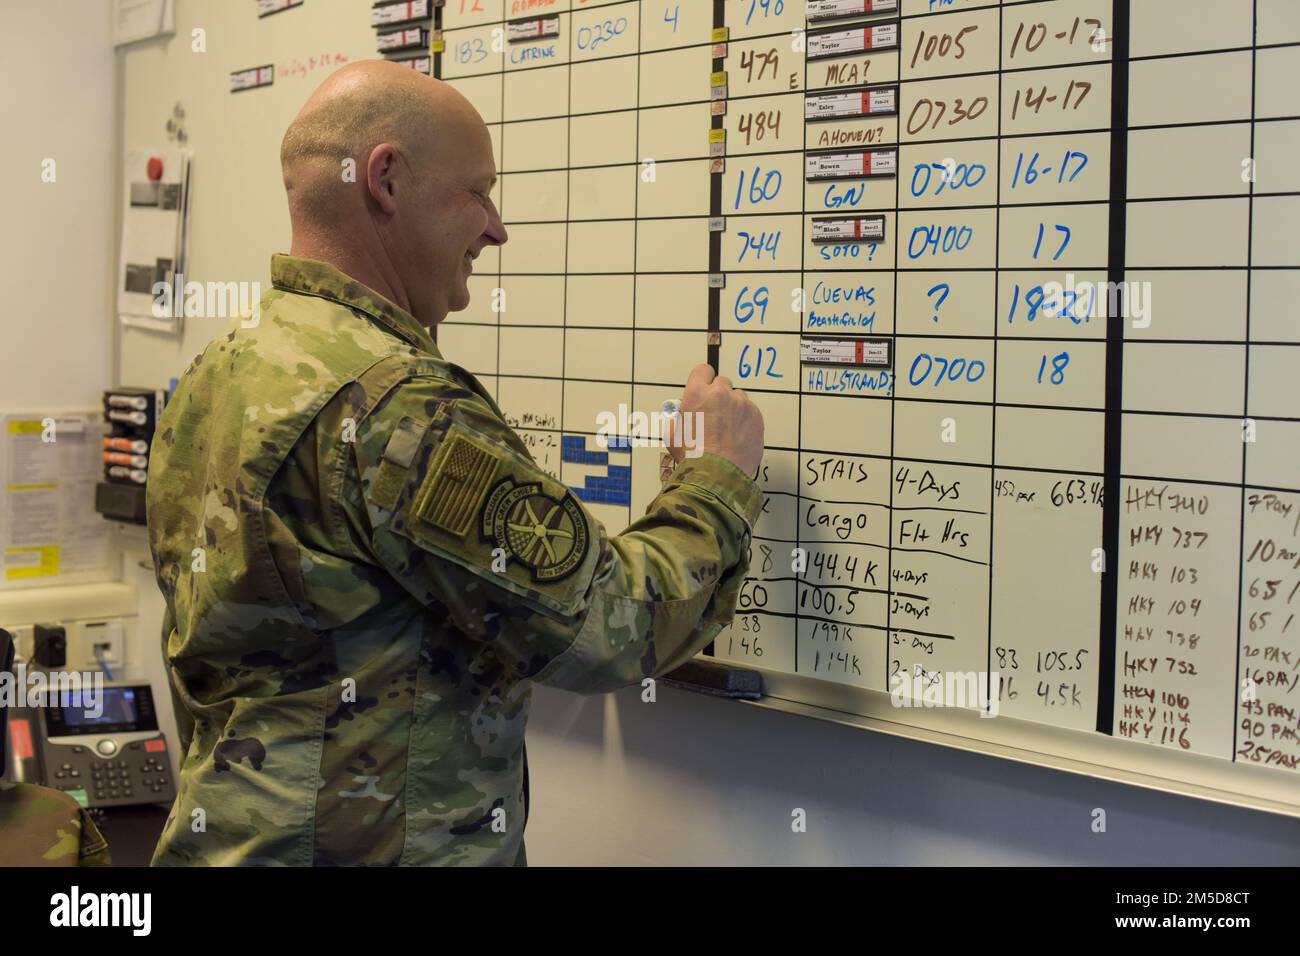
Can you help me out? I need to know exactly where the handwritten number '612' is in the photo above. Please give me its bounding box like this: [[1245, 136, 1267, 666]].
[[738, 344, 782, 379]]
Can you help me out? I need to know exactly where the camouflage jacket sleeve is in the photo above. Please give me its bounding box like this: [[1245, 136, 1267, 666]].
[[0, 782, 112, 867], [338, 378, 762, 693]]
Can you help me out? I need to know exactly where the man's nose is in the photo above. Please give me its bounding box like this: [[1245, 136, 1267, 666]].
[[485, 199, 508, 246]]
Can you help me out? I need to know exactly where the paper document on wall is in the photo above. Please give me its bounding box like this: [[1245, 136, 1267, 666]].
[[0, 413, 112, 590]]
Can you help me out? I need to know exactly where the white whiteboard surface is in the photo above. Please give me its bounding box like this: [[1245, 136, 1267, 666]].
[[436, 0, 1300, 815]]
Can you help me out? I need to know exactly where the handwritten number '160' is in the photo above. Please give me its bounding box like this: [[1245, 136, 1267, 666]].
[[735, 166, 783, 210]]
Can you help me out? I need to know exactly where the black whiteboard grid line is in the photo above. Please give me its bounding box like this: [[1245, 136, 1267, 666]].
[[453, 326, 1295, 346], [913, 197, 1113, 212], [531, 327, 1083, 340], [559, 12, 573, 492], [1232, 0, 1261, 765], [1127, 38, 1300, 65], [1123, 473, 1300, 496], [1098, 0, 1132, 736], [712, 330, 1118, 343], [813, 126, 1118, 150], [702, 0, 725, 660], [1000, 0, 1112, 9], [496, 195, 1128, 222], [1119, 264, 1300, 271], [901, 264, 1111, 271], [442, 35, 720, 80], [727, 606, 957, 642], [432, 1, 442, 80], [1115, 407, 1298, 423], [429, 8, 442, 350], [882, 14, 902, 694], [1121, 339, 1300, 347], [520, 157, 712, 174], [817, 126, 1118, 146], [447, 96, 719, 123], [808, 332, 1113, 344], [782, 452, 1104, 482], [628, 7, 643, 522], [1121, 474, 1300, 497], [783, 578, 902, 600], [496, 13, 506, 424], [707, 0, 724, 374], [493, 260, 1114, 270], [487, 266, 1119, 274], [491, 267, 744, 274], [631, 4, 644, 408], [754, 493, 986, 514], [441, 102, 1294, 139], [986, 0, 1006, 719], [795, 0, 810, 678], [723, 443, 1112, 482], [1126, 190, 1300, 203], [1127, 114, 1300, 133], [875, 56, 1118, 86], [888, 503, 989, 515]]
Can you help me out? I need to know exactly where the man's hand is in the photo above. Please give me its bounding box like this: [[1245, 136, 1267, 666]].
[[666, 363, 765, 479]]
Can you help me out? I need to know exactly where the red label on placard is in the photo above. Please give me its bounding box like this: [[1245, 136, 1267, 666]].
[[145, 739, 166, 752], [10, 719, 34, 760]]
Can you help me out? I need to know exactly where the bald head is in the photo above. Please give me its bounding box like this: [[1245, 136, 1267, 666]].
[[280, 60, 506, 326], [282, 60, 477, 222]]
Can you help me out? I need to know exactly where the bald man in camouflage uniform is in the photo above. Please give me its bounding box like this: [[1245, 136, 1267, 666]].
[[146, 62, 765, 865]]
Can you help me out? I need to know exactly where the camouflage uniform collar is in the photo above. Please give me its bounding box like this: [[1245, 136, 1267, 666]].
[[271, 254, 440, 356]]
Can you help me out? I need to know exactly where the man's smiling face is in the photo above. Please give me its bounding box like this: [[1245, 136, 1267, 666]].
[[403, 114, 506, 324]]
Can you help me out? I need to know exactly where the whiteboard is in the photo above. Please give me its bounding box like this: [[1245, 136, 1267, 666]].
[[435, 0, 1300, 815], [115, 0, 1300, 816]]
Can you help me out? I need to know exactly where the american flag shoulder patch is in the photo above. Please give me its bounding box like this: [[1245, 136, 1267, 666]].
[[413, 433, 500, 536]]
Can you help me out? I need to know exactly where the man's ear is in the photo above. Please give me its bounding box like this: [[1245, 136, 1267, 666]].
[[366, 143, 400, 215]]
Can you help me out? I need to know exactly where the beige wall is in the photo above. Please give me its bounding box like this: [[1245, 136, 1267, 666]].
[[0, 0, 116, 412]]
